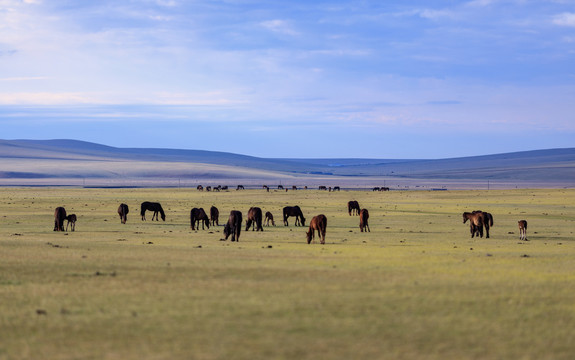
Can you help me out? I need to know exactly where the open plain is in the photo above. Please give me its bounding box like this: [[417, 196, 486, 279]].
[[1, 187, 574, 359]]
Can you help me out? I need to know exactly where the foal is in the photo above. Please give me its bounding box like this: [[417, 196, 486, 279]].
[[518, 220, 528, 241], [65, 214, 77, 232]]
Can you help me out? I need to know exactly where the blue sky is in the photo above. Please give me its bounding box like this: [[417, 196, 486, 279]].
[[1, 0, 574, 158]]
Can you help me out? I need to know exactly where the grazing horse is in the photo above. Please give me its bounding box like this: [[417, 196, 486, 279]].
[[118, 203, 129, 224], [348, 200, 360, 216], [463, 212, 484, 238], [333, 186, 340, 191], [141, 202, 166, 221], [518, 220, 528, 241], [359, 208, 370, 233], [245, 207, 264, 231], [197, 185, 204, 191], [224, 210, 242, 242], [210, 206, 219, 226], [263, 185, 269, 192], [190, 208, 210, 230], [473, 210, 494, 238], [283, 206, 306, 226], [237, 185, 244, 190], [65, 214, 77, 232], [265, 211, 275, 226], [53, 207, 67, 231], [306, 214, 327, 244], [318, 186, 327, 190]]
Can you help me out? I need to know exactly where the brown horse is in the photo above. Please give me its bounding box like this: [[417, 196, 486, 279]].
[[264, 211, 275, 226], [224, 210, 242, 242], [463, 212, 484, 238], [306, 214, 327, 244], [348, 200, 360, 216], [118, 203, 129, 224], [141, 202, 165, 221], [359, 208, 370, 232], [53, 207, 67, 231], [246, 207, 263, 231], [210, 206, 219, 226], [518, 220, 528, 241], [65, 214, 77, 232], [473, 210, 494, 238], [283, 206, 306, 226], [190, 208, 210, 230]]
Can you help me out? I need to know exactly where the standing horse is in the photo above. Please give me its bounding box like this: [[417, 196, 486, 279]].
[[224, 210, 242, 242], [463, 212, 484, 238], [190, 208, 210, 230], [283, 206, 306, 226], [473, 210, 494, 238], [246, 207, 264, 231], [118, 203, 129, 224], [53, 207, 66, 231], [65, 214, 77, 232], [265, 211, 275, 226], [141, 202, 166, 221], [518, 220, 528, 241], [210, 206, 219, 226], [348, 200, 360, 216], [306, 214, 327, 244], [359, 208, 370, 232]]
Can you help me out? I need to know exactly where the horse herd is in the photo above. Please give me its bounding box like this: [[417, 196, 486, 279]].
[[53, 201, 529, 242]]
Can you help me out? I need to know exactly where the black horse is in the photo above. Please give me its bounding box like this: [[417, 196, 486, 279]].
[[246, 207, 264, 231], [210, 206, 219, 226], [224, 210, 242, 242], [348, 200, 360, 216], [118, 203, 129, 224], [140, 202, 166, 221], [190, 207, 210, 230], [53, 207, 67, 231], [283, 206, 306, 226]]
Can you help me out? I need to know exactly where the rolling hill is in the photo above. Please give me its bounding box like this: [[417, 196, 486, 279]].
[[0, 139, 574, 188]]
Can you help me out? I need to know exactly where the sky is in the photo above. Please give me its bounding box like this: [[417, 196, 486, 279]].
[[1, 0, 574, 159]]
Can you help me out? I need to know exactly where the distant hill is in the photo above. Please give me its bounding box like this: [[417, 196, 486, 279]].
[[0, 139, 574, 187]]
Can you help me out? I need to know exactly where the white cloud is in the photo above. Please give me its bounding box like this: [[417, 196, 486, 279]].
[[553, 12, 575, 27], [260, 20, 299, 36]]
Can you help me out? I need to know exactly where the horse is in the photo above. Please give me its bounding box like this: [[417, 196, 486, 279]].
[[263, 185, 269, 192], [333, 186, 340, 191], [306, 214, 327, 244], [223, 210, 242, 242], [53, 207, 67, 231], [283, 206, 306, 226], [237, 185, 244, 190], [197, 185, 204, 191], [210, 206, 219, 226], [359, 208, 370, 232], [190, 208, 210, 230], [265, 211, 275, 226], [518, 220, 528, 241], [473, 210, 494, 238], [348, 200, 360, 216], [462, 212, 484, 238], [141, 202, 166, 221], [318, 186, 327, 191], [278, 185, 284, 190], [245, 207, 264, 231], [292, 185, 297, 190], [65, 214, 77, 232], [118, 203, 129, 224]]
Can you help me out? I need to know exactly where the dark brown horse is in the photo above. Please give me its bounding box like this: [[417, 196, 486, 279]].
[[359, 208, 370, 232], [65, 214, 77, 232], [518, 220, 528, 241], [190, 208, 210, 230], [141, 202, 165, 221], [283, 206, 305, 226], [210, 206, 219, 226], [118, 203, 129, 224], [246, 207, 263, 231], [53, 207, 66, 231], [306, 214, 327, 244], [264, 211, 275, 226], [463, 212, 484, 238], [473, 210, 494, 238], [197, 185, 204, 191], [348, 200, 360, 216], [224, 210, 242, 242]]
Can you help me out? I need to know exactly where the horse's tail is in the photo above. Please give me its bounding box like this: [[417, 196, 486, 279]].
[[488, 213, 494, 227]]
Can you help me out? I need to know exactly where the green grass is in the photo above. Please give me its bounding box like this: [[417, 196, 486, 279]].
[[1, 187, 574, 359]]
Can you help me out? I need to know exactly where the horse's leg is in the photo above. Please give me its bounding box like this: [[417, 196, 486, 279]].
[[484, 223, 490, 238]]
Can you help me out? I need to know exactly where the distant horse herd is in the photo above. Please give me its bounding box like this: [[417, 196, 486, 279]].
[[52, 192, 530, 242]]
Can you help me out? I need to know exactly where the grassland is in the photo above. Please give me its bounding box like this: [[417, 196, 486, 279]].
[[1, 187, 574, 360]]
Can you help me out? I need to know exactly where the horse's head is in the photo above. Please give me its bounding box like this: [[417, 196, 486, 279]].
[[301, 217, 306, 227], [462, 212, 469, 223], [161, 213, 166, 221], [306, 230, 312, 244]]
